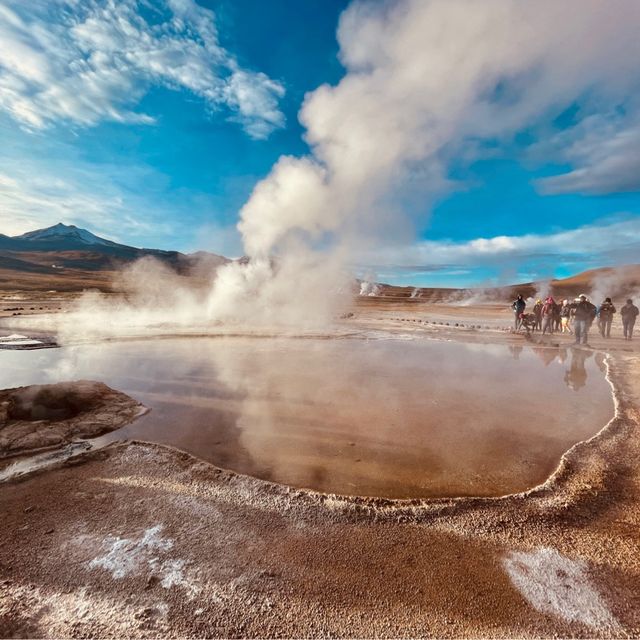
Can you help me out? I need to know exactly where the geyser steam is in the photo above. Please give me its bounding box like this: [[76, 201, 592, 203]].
[[25, 0, 640, 340]]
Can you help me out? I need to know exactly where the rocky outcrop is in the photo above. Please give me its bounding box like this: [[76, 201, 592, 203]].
[[0, 381, 146, 456]]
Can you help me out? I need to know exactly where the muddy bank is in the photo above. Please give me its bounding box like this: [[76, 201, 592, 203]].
[[1, 352, 639, 637], [0, 381, 146, 457]]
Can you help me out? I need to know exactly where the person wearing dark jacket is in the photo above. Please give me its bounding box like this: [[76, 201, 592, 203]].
[[620, 299, 639, 340], [574, 294, 597, 345], [553, 300, 562, 332], [533, 299, 543, 331], [597, 297, 616, 338], [512, 294, 526, 330]]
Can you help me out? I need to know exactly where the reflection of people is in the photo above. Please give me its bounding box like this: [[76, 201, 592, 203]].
[[564, 347, 593, 391], [597, 298, 616, 338], [509, 345, 523, 360], [532, 346, 557, 367], [512, 295, 526, 330], [620, 299, 639, 340], [574, 295, 597, 345]]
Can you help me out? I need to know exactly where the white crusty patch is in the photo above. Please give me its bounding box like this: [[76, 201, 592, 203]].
[[0, 333, 43, 346], [503, 546, 619, 631], [87, 524, 200, 597]]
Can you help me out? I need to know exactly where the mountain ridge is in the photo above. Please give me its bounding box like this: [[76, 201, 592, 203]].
[[1, 222, 227, 262], [0, 222, 229, 291]]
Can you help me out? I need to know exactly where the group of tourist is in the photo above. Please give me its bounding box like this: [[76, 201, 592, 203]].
[[512, 294, 639, 344]]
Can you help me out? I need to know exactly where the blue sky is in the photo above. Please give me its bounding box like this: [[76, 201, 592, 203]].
[[1, 0, 639, 287]]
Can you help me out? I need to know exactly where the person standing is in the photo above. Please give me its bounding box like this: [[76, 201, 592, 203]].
[[553, 300, 562, 332], [533, 299, 543, 331], [597, 297, 616, 338], [541, 296, 556, 335], [560, 299, 573, 334], [574, 294, 597, 345], [620, 299, 639, 340], [512, 294, 526, 330]]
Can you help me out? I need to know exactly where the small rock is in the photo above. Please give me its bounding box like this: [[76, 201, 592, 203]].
[[145, 575, 160, 590], [44, 528, 54, 535]]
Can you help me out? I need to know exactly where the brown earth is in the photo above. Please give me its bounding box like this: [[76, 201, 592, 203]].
[[368, 263, 640, 301], [0, 381, 146, 457], [0, 297, 639, 637]]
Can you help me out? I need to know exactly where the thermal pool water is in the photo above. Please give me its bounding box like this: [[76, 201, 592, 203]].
[[0, 337, 614, 498]]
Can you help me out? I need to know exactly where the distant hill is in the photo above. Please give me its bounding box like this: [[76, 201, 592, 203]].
[[0, 223, 229, 291], [14, 222, 119, 248], [358, 264, 640, 303]]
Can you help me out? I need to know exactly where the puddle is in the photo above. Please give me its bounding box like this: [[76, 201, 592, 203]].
[[0, 337, 614, 498]]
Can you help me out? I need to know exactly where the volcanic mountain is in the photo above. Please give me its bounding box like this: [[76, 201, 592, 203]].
[[0, 223, 229, 291]]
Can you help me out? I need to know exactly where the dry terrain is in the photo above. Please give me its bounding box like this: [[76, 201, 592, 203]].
[[0, 290, 639, 637]]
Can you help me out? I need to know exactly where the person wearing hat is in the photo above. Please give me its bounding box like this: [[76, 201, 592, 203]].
[[620, 299, 639, 340], [574, 294, 597, 345], [597, 297, 616, 338]]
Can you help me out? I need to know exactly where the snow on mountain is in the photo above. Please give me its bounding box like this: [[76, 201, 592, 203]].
[[15, 223, 116, 246]]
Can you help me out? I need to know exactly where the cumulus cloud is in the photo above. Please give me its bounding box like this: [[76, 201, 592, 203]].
[[364, 218, 640, 268], [0, 0, 284, 138]]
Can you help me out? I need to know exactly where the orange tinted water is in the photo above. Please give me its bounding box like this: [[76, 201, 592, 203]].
[[1, 337, 614, 498]]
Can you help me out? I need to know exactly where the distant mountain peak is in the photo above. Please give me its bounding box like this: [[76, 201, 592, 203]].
[[16, 222, 115, 246]]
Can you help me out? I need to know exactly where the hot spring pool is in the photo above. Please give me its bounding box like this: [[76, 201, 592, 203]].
[[1, 337, 614, 498]]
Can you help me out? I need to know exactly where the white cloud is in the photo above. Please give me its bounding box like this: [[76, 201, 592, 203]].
[[537, 114, 640, 195], [0, 0, 284, 138], [364, 218, 640, 267], [0, 160, 173, 243]]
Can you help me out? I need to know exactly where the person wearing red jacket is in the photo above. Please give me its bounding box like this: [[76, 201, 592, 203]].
[[541, 296, 556, 335]]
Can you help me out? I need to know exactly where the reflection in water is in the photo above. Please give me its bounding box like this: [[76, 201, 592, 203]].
[[595, 352, 607, 374], [509, 345, 523, 360], [532, 346, 559, 367], [0, 337, 614, 499], [564, 348, 593, 391]]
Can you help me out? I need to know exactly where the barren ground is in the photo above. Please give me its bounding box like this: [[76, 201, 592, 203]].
[[0, 294, 639, 638]]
